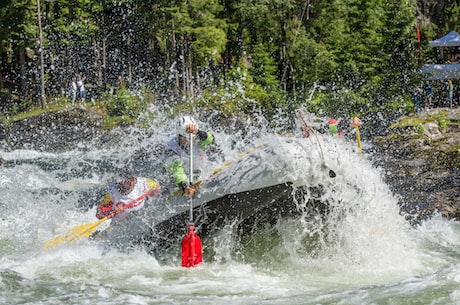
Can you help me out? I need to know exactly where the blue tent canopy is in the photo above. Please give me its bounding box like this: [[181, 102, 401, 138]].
[[422, 63, 460, 80], [428, 31, 460, 47]]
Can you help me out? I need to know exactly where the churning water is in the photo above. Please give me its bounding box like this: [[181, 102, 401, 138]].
[[1, 112, 459, 305]]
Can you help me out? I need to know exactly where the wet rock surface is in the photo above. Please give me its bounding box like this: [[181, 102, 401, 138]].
[[371, 108, 460, 223], [0, 107, 134, 152]]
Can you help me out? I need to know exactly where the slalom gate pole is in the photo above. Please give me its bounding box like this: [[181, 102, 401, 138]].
[[355, 126, 362, 155], [181, 132, 203, 267]]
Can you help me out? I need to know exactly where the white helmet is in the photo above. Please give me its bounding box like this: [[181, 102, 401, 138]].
[[176, 115, 197, 136]]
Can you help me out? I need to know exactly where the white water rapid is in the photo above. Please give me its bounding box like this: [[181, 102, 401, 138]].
[[0, 113, 459, 305]]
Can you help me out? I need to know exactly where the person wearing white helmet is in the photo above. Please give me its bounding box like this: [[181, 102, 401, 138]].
[[164, 115, 214, 197]]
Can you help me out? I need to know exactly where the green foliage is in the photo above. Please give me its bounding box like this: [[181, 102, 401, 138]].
[[249, 44, 279, 91], [428, 111, 450, 133], [0, 0, 37, 54], [191, 26, 227, 65], [0, 89, 34, 117], [437, 118, 448, 132], [415, 123, 424, 135], [156, 0, 227, 68], [200, 59, 280, 115], [308, 88, 370, 119], [101, 88, 146, 119], [444, 2, 460, 33], [102, 115, 136, 130], [0, 0, 455, 125], [287, 29, 337, 86]]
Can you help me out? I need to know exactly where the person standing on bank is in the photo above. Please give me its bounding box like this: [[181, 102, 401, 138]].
[[412, 86, 422, 113], [164, 116, 214, 197], [425, 83, 434, 110], [77, 75, 86, 103], [69, 77, 77, 105], [447, 80, 454, 107]]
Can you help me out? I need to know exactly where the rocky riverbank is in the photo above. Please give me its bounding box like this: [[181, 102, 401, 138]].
[[371, 107, 460, 223], [1, 106, 459, 223], [0, 107, 134, 152]]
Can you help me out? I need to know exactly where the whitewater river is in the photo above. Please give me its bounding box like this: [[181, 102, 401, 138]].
[[1, 116, 459, 305]]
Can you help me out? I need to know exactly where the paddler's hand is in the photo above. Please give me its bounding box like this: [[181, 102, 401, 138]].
[[114, 203, 125, 214], [350, 117, 362, 128], [184, 185, 197, 197], [185, 123, 198, 134], [180, 181, 197, 197]]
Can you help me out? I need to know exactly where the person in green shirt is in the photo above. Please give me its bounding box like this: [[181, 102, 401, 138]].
[[328, 118, 339, 136], [164, 115, 214, 197]]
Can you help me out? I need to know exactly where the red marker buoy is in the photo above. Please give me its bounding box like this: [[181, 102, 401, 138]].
[[181, 223, 203, 267]]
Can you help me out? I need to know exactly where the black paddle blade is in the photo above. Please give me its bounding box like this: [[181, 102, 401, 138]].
[[322, 162, 336, 178], [329, 169, 336, 178]]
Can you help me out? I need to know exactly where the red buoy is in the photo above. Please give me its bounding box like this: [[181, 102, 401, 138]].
[[181, 223, 203, 267]]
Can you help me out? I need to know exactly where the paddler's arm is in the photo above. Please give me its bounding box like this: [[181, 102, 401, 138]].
[[196, 130, 214, 150], [167, 159, 188, 189], [187, 123, 213, 150], [167, 160, 197, 197], [96, 193, 114, 219]]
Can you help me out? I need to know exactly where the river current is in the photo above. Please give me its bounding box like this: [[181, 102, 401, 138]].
[[0, 114, 459, 304]]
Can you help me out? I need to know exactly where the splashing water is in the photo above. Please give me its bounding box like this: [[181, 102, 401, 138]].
[[0, 112, 459, 305]]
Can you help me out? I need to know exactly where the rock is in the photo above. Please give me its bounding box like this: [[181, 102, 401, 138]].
[[3, 107, 107, 152], [372, 107, 460, 224], [0, 156, 11, 167], [423, 122, 442, 140]]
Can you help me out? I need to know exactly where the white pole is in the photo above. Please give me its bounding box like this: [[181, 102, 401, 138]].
[[189, 133, 193, 223]]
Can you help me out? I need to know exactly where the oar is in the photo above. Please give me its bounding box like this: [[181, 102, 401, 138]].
[[43, 191, 151, 249], [351, 117, 363, 155], [295, 109, 336, 178], [355, 126, 362, 155], [181, 133, 203, 267], [167, 144, 265, 200]]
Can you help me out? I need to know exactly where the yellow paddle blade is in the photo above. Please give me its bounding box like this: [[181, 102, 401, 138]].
[[355, 126, 362, 155], [43, 217, 108, 249]]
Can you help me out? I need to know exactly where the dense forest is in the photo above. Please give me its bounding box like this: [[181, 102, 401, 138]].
[[0, 0, 459, 122]]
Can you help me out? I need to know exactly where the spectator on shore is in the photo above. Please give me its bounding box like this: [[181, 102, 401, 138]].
[[328, 118, 343, 136], [447, 80, 453, 107], [412, 86, 422, 113], [425, 83, 434, 111], [77, 75, 86, 103], [69, 77, 77, 105]]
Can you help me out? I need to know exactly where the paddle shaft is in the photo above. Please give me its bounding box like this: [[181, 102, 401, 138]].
[[189, 133, 193, 223], [107, 190, 151, 219], [296, 110, 336, 178], [181, 132, 203, 267], [355, 126, 362, 155]]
